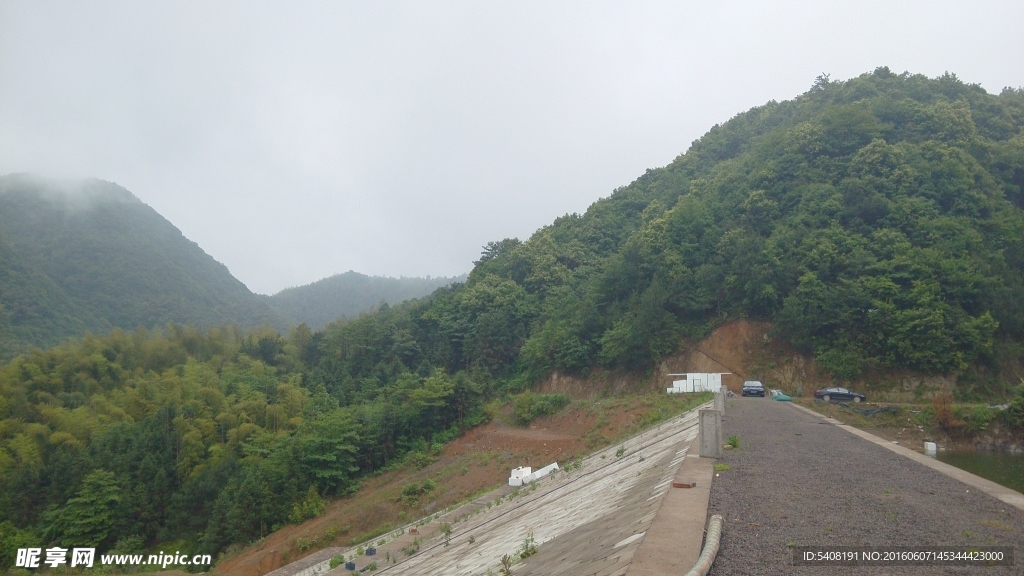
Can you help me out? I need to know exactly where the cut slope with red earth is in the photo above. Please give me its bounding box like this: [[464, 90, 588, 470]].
[[212, 394, 686, 576]]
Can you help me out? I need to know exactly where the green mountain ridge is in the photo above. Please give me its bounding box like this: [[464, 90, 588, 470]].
[[306, 69, 1024, 394], [0, 174, 287, 356], [267, 271, 467, 331]]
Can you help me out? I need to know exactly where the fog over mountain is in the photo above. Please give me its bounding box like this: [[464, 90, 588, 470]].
[[2, 2, 1021, 294], [0, 175, 458, 358]]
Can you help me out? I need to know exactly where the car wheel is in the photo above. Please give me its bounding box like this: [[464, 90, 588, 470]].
[[822, 394, 831, 402], [854, 396, 862, 403]]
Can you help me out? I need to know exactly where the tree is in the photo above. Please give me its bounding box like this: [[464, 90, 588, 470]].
[[43, 470, 122, 548], [293, 409, 360, 495]]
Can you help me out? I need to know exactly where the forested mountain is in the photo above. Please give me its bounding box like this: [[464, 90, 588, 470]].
[[0, 232, 106, 359], [2, 69, 1024, 568], [0, 175, 285, 358], [267, 271, 466, 330], [309, 69, 1024, 389]]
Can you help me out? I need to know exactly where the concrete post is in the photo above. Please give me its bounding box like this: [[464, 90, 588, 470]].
[[714, 390, 725, 413], [699, 409, 722, 458]]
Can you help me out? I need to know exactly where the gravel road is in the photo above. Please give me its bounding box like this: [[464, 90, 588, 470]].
[[707, 398, 1024, 575]]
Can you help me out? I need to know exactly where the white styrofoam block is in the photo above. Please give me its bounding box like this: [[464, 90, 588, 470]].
[[510, 466, 532, 479]]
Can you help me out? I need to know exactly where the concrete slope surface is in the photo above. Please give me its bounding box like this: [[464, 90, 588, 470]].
[[288, 401, 712, 576], [707, 398, 1024, 576]]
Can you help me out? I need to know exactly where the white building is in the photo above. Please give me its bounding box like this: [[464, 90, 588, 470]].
[[666, 372, 730, 394]]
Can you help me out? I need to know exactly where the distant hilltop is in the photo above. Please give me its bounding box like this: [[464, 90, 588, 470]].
[[267, 271, 467, 331], [0, 173, 465, 358]]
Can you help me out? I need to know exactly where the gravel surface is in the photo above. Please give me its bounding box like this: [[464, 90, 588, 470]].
[[707, 398, 1024, 575]]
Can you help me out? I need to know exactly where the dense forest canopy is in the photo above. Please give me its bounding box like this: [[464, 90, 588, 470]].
[[0, 325, 486, 565], [2, 69, 1024, 566]]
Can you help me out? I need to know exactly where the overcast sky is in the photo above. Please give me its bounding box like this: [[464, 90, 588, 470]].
[[2, 1, 1022, 295]]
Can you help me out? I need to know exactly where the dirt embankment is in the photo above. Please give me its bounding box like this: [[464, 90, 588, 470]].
[[656, 319, 962, 401], [212, 397, 672, 576], [538, 320, 777, 397]]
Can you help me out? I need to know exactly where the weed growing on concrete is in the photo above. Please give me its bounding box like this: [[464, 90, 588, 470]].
[[519, 532, 538, 558], [469, 535, 476, 544], [615, 445, 626, 458], [499, 554, 515, 575], [713, 463, 731, 471], [441, 522, 452, 546], [727, 435, 740, 448]]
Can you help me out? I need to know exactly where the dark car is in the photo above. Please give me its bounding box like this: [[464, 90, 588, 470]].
[[814, 386, 866, 403], [741, 380, 765, 397]]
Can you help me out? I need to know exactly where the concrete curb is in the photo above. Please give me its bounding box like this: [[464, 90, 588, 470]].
[[787, 401, 1024, 512], [626, 438, 715, 576]]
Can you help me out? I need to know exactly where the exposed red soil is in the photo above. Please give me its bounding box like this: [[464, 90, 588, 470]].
[[661, 320, 771, 393], [212, 400, 653, 576]]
